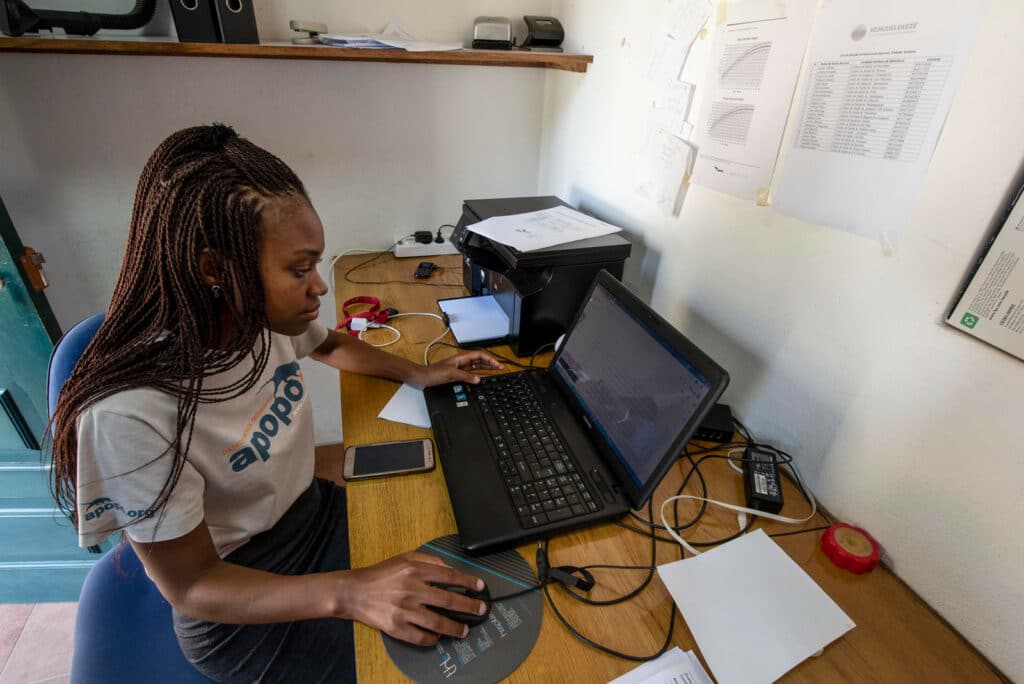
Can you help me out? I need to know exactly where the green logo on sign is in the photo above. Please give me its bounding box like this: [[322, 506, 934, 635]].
[[960, 312, 979, 329]]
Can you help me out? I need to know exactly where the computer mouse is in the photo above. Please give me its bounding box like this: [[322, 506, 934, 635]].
[[428, 582, 492, 627]]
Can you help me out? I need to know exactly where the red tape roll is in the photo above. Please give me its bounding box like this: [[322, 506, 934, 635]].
[[821, 523, 880, 574]]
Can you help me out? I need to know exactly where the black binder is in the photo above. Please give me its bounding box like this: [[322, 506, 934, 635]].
[[169, 0, 220, 43], [213, 0, 259, 44]]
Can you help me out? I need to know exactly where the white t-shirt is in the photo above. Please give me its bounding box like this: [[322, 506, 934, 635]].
[[76, 321, 330, 557]]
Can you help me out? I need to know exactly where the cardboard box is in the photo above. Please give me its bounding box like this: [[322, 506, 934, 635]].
[[947, 183, 1024, 361]]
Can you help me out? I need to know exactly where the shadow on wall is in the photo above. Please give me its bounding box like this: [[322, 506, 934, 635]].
[[560, 187, 850, 502], [567, 187, 662, 302], [618, 227, 661, 303], [671, 304, 846, 494]]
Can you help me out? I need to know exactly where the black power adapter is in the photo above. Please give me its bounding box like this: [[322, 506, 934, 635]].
[[741, 446, 784, 514]]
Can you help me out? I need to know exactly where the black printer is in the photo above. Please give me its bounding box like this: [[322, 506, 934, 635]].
[[450, 196, 632, 356]]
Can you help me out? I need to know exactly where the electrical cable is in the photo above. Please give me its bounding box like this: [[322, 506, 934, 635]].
[[430, 342, 532, 370], [621, 440, 829, 545], [340, 237, 408, 285], [538, 500, 682, 661], [358, 322, 401, 347], [499, 416, 828, 661], [342, 228, 464, 288], [328, 247, 392, 295], [529, 341, 556, 367], [358, 312, 447, 350], [434, 223, 457, 242], [422, 327, 453, 366]]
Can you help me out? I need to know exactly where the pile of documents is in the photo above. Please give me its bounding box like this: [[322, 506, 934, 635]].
[[318, 19, 461, 52], [467, 205, 622, 252]]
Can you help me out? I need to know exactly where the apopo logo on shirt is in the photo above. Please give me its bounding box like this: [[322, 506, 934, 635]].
[[81, 496, 155, 522], [228, 362, 305, 472]]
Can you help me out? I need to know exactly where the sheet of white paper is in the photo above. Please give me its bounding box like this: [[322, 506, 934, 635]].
[[638, 129, 694, 216], [437, 295, 510, 345], [691, 0, 817, 200], [466, 206, 622, 252], [668, 0, 713, 42], [727, 0, 787, 23], [657, 530, 855, 684], [648, 0, 711, 84], [649, 34, 689, 84], [609, 647, 713, 684], [772, 0, 983, 242], [652, 81, 696, 138], [377, 383, 430, 429]]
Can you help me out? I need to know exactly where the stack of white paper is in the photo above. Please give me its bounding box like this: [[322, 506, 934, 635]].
[[609, 647, 712, 684]]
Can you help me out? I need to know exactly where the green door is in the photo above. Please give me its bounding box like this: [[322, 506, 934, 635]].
[[0, 194, 103, 603]]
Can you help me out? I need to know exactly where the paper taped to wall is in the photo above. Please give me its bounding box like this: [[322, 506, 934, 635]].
[[947, 181, 1024, 362]]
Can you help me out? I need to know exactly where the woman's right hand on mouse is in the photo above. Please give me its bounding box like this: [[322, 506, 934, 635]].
[[333, 551, 487, 646]]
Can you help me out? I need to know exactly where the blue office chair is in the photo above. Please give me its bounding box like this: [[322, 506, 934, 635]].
[[47, 312, 211, 683]]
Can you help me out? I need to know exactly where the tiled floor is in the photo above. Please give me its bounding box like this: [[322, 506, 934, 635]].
[[0, 602, 75, 684]]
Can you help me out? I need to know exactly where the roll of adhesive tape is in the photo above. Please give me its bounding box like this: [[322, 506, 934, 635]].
[[821, 523, 880, 574]]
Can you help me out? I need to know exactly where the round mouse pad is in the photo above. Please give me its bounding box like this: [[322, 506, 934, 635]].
[[381, 535, 543, 683]]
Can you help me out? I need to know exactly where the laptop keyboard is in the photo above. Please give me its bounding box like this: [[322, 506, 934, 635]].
[[475, 373, 603, 528]]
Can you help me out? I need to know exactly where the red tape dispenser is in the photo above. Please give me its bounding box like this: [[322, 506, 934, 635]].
[[821, 523, 880, 574], [336, 296, 396, 336]]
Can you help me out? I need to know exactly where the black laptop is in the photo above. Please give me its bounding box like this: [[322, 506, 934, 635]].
[[425, 270, 729, 554]]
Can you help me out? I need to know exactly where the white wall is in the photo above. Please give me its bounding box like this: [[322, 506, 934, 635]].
[[0, 0, 553, 444], [539, 0, 1022, 679]]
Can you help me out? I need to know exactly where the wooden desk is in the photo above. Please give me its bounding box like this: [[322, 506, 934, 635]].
[[335, 253, 1002, 683]]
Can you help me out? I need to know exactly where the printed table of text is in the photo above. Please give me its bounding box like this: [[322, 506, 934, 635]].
[[795, 55, 952, 162]]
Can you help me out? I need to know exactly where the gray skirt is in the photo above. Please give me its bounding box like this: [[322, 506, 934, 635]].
[[173, 478, 355, 683]]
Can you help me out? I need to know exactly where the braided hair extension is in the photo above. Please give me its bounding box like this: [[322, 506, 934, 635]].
[[47, 124, 309, 528]]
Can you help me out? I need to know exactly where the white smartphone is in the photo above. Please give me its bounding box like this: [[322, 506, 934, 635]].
[[343, 439, 435, 481]]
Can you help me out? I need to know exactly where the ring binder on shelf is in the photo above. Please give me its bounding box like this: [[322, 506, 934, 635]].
[[213, 0, 259, 44], [169, 0, 221, 43]]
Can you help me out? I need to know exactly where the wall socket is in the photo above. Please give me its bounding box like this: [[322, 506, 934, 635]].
[[393, 236, 459, 258]]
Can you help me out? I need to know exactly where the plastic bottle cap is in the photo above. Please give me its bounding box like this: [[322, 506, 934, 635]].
[[821, 523, 880, 574]]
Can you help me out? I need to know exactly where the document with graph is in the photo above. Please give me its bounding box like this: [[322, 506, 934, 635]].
[[772, 0, 983, 243], [692, 0, 817, 201]]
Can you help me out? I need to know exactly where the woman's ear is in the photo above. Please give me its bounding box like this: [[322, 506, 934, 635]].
[[198, 248, 223, 287]]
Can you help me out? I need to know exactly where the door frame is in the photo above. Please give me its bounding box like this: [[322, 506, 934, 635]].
[[0, 196, 61, 343]]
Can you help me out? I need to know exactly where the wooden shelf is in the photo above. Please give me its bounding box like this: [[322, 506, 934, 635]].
[[0, 36, 593, 73]]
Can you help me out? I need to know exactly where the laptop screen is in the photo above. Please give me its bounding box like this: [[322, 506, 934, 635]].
[[553, 283, 712, 487]]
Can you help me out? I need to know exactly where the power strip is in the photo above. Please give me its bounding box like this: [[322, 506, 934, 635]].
[[393, 237, 459, 258]]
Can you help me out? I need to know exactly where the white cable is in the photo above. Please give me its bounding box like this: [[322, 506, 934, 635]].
[[659, 455, 819, 556], [353, 311, 449, 362], [726, 447, 745, 474], [390, 312, 445, 324], [381, 312, 449, 364], [358, 323, 401, 347], [423, 326, 452, 365]]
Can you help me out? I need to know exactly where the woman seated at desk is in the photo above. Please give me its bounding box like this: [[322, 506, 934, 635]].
[[49, 124, 501, 682]]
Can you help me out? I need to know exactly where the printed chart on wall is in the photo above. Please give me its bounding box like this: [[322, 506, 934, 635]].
[[772, 0, 984, 243], [691, 0, 818, 201]]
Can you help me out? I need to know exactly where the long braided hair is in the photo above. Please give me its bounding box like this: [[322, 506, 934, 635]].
[[49, 124, 309, 527]]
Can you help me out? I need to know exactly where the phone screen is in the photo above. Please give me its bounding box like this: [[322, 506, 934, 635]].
[[352, 441, 426, 476]]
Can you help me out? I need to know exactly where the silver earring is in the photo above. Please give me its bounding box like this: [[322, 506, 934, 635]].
[[211, 284, 222, 299]]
